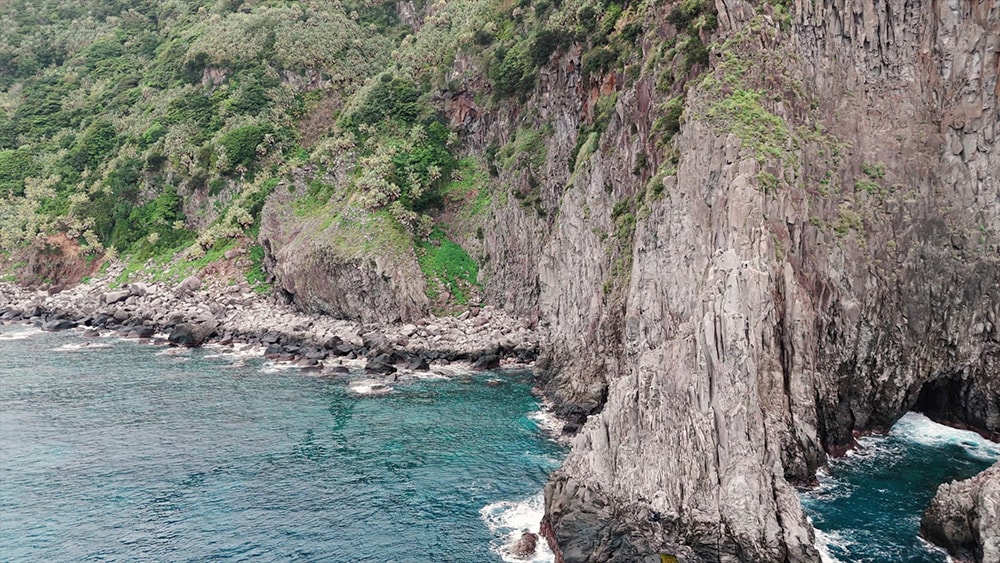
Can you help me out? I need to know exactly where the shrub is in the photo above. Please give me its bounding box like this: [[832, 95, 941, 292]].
[[218, 124, 272, 175]]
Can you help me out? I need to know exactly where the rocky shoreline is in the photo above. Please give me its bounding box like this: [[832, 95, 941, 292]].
[[921, 461, 1000, 563], [0, 263, 545, 380]]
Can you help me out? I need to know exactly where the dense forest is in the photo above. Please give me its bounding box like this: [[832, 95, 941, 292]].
[[0, 0, 700, 308]]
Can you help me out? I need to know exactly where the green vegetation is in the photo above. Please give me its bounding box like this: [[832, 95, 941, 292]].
[[705, 89, 790, 162], [0, 0, 392, 274], [416, 229, 480, 306], [245, 245, 269, 293]]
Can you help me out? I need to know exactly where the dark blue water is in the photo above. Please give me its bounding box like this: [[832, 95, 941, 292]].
[[800, 412, 1000, 562], [0, 326, 564, 562]]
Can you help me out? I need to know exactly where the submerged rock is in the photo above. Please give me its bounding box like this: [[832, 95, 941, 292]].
[[921, 462, 1000, 563]]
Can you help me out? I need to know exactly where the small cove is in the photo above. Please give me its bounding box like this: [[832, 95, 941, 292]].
[[800, 411, 1000, 562], [0, 327, 565, 562]]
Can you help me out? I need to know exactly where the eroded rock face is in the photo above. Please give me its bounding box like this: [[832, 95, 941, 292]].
[[258, 167, 430, 325], [470, 0, 1000, 560], [921, 462, 1000, 563]]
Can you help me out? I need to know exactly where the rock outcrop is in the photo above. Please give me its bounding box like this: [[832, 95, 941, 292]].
[[258, 167, 430, 324], [921, 462, 1000, 563]]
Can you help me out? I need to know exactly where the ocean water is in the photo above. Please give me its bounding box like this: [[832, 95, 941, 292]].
[[801, 411, 1000, 562], [0, 326, 565, 562]]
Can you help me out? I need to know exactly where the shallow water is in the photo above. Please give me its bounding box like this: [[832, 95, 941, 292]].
[[801, 411, 1000, 562], [0, 326, 565, 562]]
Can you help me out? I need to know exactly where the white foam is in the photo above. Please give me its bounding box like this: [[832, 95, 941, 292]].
[[348, 379, 393, 396], [53, 342, 111, 351], [398, 371, 450, 381], [891, 412, 1000, 461], [812, 528, 850, 563], [0, 327, 42, 340], [528, 408, 565, 440], [261, 361, 298, 374], [480, 492, 555, 563]]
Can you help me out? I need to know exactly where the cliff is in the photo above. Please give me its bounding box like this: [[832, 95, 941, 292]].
[[437, 0, 998, 560]]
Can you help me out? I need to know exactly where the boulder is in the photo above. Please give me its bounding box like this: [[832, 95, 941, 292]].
[[102, 290, 130, 305], [127, 325, 156, 339], [167, 322, 216, 348], [473, 354, 500, 370], [365, 358, 397, 374], [264, 344, 284, 359], [175, 275, 201, 294], [510, 531, 539, 559], [42, 319, 77, 331]]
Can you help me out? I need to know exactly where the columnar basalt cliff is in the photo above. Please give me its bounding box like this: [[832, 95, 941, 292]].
[[454, 0, 999, 560]]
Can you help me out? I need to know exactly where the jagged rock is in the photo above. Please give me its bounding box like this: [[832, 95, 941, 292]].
[[921, 462, 1000, 563], [365, 358, 397, 374], [405, 356, 430, 371], [473, 354, 500, 370], [264, 344, 284, 359], [511, 531, 539, 559]]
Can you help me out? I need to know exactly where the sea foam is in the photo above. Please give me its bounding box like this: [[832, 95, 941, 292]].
[[480, 492, 556, 563]]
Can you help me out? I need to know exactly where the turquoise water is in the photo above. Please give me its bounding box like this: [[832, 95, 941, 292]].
[[801, 412, 1000, 562], [0, 327, 565, 562]]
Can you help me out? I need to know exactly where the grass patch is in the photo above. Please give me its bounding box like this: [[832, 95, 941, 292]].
[[415, 228, 480, 305], [704, 88, 790, 163], [245, 244, 270, 293]]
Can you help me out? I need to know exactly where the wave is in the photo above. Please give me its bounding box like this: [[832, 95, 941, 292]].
[[53, 342, 112, 351], [0, 327, 43, 340], [528, 408, 564, 439], [892, 412, 1000, 461], [347, 379, 393, 396], [812, 528, 851, 563], [480, 492, 555, 563]]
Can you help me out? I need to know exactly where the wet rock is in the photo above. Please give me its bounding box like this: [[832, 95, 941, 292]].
[[405, 356, 430, 371], [167, 322, 215, 348], [510, 530, 539, 559], [42, 319, 77, 331], [365, 358, 397, 374], [921, 462, 1000, 563], [264, 344, 284, 359], [127, 325, 156, 339], [473, 354, 500, 370]]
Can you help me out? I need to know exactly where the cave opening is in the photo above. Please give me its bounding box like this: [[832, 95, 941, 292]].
[[911, 375, 999, 442]]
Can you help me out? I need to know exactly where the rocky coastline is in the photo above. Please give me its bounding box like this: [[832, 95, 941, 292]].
[[0, 263, 545, 381], [921, 462, 1000, 563]]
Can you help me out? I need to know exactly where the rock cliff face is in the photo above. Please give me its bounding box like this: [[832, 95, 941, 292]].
[[921, 461, 1000, 563], [471, 0, 999, 560], [259, 168, 430, 325], [258, 0, 998, 559]]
